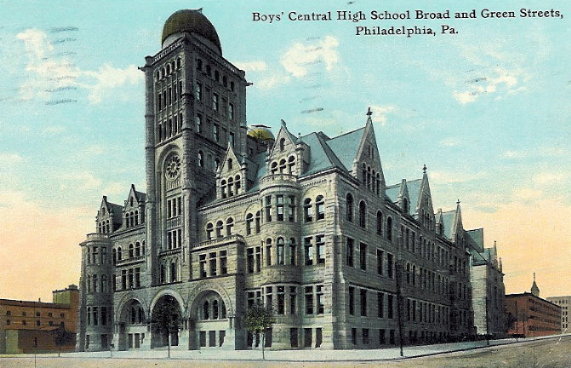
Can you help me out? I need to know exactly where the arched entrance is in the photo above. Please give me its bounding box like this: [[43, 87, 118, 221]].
[[190, 291, 230, 348], [117, 299, 147, 350], [151, 295, 182, 348]]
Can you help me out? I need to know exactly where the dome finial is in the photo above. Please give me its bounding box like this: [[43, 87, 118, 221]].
[[423, 164, 427, 174]]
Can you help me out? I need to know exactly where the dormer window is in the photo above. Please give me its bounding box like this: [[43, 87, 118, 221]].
[[227, 159, 233, 170], [279, 138, 285, 151]]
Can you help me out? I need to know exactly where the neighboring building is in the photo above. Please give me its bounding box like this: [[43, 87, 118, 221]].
[[505, 277, 561, 337], [467, 231, 506, 337], [0, 285, 79, 353], [76, 9, 483, 352], [546, 295, 570, 334]]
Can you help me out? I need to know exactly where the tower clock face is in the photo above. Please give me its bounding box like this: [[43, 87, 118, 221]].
[[165, 154, 181, 180]]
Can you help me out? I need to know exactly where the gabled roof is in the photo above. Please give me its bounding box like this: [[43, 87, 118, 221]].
[[440, 209, 456, 240], [407, 179, 422, 214], [298, 132, 346, 176], [100, 196, 123, 214], [325, 127, 365, 172]]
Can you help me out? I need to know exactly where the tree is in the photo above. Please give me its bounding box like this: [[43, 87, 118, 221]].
[[244, 303, 275, 360], [51, 323, 74, 357], [151, 295, 181, 358]]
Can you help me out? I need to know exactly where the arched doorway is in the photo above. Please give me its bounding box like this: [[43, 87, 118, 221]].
[[117, 299, 147, 350], [151, 295, 182, 348], [191, 291, 229, 348]]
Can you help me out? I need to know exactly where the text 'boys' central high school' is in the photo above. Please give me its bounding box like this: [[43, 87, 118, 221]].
[[77, 9, 506, 351]]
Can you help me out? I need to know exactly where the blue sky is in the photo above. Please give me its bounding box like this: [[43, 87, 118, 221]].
[[0, 0, 569, 300]]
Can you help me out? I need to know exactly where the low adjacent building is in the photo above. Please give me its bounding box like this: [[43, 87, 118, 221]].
[[546, 295, 570, 334], [0, 285, 79, 353], [505, 277, 561, 337]]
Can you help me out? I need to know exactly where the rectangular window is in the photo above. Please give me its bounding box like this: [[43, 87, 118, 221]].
[[265, 196, 272, 222], [376, 249, 384, 275], [316, 235, 325, 264], [305, 286, 314, 314], [378, 292, 384, 318], [346, 238, 354, 267], [351, 328, 357, 345], [209, 252, 217, 276], [315, 328, 323, 348], [387, 253, 394, 279], [265, 286, 273, 308], [360, 289, 367, 316], [246, 248, 254, 273], [287, 195, 296, 222], [200, 331, 206, 347], [316, 285, 324, 314], [289, 287, 297, 315], [213, 124, 220, 142], [276, 195, 284, 221], [199, 254, 207, 278], [362, 328, 370, 345], [216, 251, 225, 275], [212, 93, 219, 111], [349, 286, 355, 315], [195, 82, 202, 101], [277, 286, 285, 314], [228, 103, 234, 120], [304, 237, 314, 265], [379, 329, 386, 345], [290, 328, 299, 347], [304, 328, 312, 348], [359, 242, 367, 270], [229, 132, 235, 147], [255, 246, 261, 272], [388, 294, 394, 319]]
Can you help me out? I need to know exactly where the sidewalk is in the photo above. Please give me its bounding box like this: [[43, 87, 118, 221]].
[[6, 334, 569, 362]]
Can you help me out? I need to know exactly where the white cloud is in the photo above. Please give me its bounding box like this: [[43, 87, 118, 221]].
[[16, 28, 142, 104], [0, 153, 24, 165], [369, 105, 396, 126], [234, 61, 267, 72], [257, 74, 291, 90], [532, 172, 567, 185], [280, 36, 340, 78], [513, 188, 542, 200], [60, 171, 102, 191], [440, 137, 460, 147], [83, 64, 141, 104], [501, 150, 527, 159]]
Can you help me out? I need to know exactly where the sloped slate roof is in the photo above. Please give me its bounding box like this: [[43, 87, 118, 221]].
[[326, 127, 365, 172], [385, 184, 400, 203], [440, 210, 456, 240], [407, 179, 422, 214]]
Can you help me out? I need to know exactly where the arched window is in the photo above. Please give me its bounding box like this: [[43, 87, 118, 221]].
[[367, 166, 372, 190], [265, 238, 272, 266], [226, 217, 234, 236], [279, 138, 285, 151], [170, 261, 177, 282], [235, 175, 241, 192], [386, 217, 393, 241], [112, 249, 117, 265], [212, 300, 219, 319], [359, 201, 367, 228], [228, 177, 234, 197], [289, 238, 297, 265], [220, 180, 227, 199], [246, 213, 253, 235], [117, 247, 122, 261], [203, 301, 210, 320], [129, 244, 134, 258], [198, 151, 204, 167], [279, 159, 286, 173], [216, 221, 223, 238], [287, 156, 295, 174], [376, 211, 383, 236], [196, 58, 202, 71], [176, 57, 181, 69], [270, 162, 278, 174], [361, 163, 367, 185], [316, 195, 325, 220], [255, 211, 261, 233], [101, 275, 107, 292], [126, 213, 131, 228], [346, 194, 354, 222], [376, 173, 381, 194], [227, 158, 233, 170], [277, 237, 285, 265], [135, 242, 141, 257], [206, 223, 214, 240], [304, 198, 313, 222]]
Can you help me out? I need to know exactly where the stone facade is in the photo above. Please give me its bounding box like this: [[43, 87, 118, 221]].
[[76, 9, 500, 352], [546, 295, 570, 334]]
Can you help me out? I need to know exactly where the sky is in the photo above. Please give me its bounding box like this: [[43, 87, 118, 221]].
[[0, 0, 569, 302]]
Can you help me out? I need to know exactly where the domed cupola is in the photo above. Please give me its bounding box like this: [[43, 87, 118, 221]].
[[161, 9, 222, 54]]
